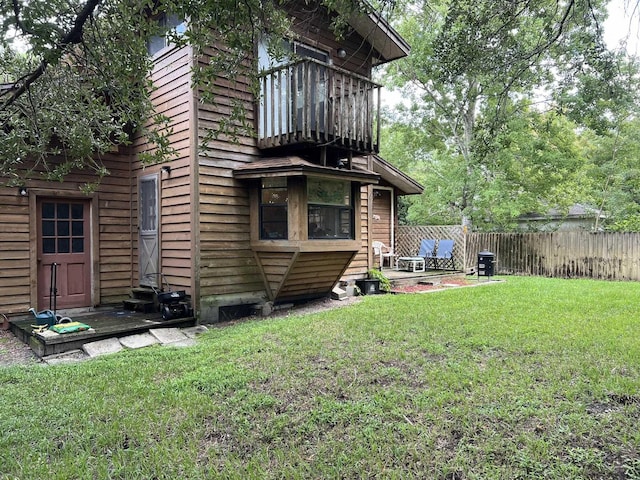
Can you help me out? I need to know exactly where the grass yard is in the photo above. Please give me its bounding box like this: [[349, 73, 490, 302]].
[[2, 276, 640, 479]]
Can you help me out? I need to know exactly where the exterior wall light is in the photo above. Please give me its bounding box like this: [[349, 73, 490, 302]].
[[18, 186, 28, 196], [337, 48, 347, 58], [161, 165, 171, 175]]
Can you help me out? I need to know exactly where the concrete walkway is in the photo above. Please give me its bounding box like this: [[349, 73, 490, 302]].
[[42, 325, 208, 365]]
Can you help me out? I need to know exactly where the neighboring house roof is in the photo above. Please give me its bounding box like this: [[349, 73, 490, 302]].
[[234, 155, 380, 184], [371, 155, 423, 195], [348, 10, 410, 64], [519, 204, 606, 222], [517, 203, 607, 231]]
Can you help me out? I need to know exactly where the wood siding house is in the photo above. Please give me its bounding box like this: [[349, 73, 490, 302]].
[[0, 3, 421, 323]]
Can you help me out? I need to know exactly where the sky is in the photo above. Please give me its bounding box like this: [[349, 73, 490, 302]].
[[604, 1, 640, 53]]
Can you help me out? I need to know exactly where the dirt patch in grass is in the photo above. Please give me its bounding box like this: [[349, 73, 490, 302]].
[[391, 275, 483, 294]]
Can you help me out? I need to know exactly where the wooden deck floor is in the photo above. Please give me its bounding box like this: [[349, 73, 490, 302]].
[[10, 308, 196, 358]]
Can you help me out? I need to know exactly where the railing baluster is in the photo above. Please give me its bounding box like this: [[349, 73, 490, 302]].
[[258, 59, 380, 154], [291, 64, 297, 140], [375, 85, 380, 151], [304, 63, 311, 139], [260, 75, 267, 148], [276, 68, 282, 145], [285, 66, 291, 143], [338, 72, 344, 145], [269, 69, 275, 146], [329, 68, 335, 141]]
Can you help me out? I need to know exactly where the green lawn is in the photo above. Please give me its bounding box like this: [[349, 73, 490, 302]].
[[2, 276, 640, 479]]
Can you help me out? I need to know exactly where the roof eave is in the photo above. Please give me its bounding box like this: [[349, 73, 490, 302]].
[[371, 155, 423, 195], [348, 11, 410, 64], [234, 158, 380, 185]]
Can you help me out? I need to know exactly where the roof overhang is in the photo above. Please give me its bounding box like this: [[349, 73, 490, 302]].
[[370, 155, 423, 195], [348, 10, 410, 64], [234, 156, 380, 184]]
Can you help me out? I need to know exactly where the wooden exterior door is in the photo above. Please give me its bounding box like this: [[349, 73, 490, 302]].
[[37, 199, 91, 310], [372, 188, 393, 247], [139, 175, 159, 287]]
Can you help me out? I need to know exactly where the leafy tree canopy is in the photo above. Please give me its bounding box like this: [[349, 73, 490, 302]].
[[0, 0, 383, 190], [380, 0, 635, 231]]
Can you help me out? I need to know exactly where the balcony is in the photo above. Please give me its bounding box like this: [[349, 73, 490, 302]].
[[258, 58, 381, 156]]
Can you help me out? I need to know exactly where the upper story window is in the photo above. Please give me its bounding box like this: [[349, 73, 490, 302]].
[[293, 43, 329, 63], [308, 178, 353, 239], [258, 37, 329, 71], [147, 13, 186, 56], [260, 178, 288, 239]]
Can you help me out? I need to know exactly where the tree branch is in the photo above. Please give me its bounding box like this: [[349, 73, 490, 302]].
[[1, 0, 104, 111]]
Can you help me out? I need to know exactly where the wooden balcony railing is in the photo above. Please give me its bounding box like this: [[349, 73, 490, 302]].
[[258, 58, 381, 154]]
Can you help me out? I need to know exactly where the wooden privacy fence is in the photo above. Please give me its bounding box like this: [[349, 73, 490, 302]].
[[398, 227, 640, 281], [467, 232, 640, 281]]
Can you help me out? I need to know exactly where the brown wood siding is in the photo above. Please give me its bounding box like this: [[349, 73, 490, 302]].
[[0, 148, 135, 314], [255, 251, 296, 300], [96, 153, 136, 304], [194, 7, 385, 314], [131, 45, 194, 295], [0, 191, 31, 313], [287, 2, 372, 77], [276, 251, 354, 301], [196, 44, 265, 312], [372, 189, 392, 245], [341, 157, 372, 279]]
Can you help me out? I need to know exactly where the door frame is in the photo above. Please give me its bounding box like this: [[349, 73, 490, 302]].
[[371, 186, 394, 242], [28, 189, 100, 310], [138, 174, 160, 288], [370, 186, 395, 268]]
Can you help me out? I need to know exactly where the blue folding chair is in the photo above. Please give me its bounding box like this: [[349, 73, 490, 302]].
[[432, 239, 455, 270], [418, 239, 436, 269]]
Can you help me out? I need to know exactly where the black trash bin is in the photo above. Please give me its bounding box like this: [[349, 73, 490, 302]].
[[477, 251, 496, 279]]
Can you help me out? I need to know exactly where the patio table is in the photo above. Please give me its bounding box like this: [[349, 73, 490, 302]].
[[396, 256, 426, 273]]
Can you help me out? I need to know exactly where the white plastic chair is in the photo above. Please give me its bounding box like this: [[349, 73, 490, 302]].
[[372, 241, 395, 269]]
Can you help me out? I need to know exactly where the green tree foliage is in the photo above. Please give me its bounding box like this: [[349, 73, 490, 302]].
[[383, 107, 589, 229], [582, 118, 640, 231], [381, 0, 612, 230], [474, 109, 589, 230], [0, 0, 386, 189], [1, 0, 166, 189], [555, 51, 640, 231]]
